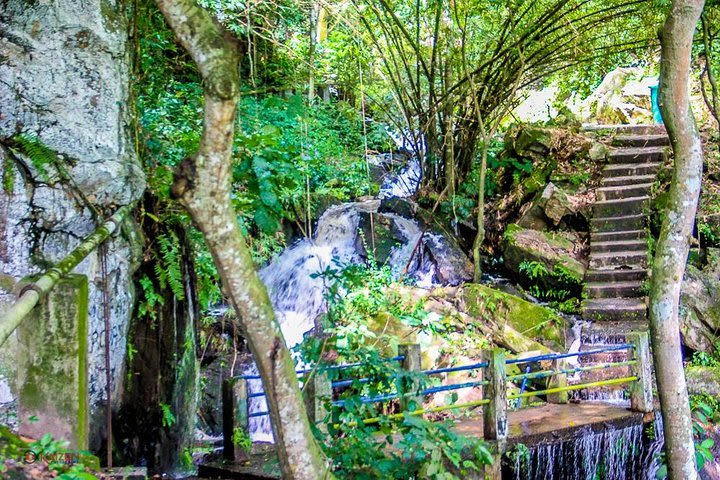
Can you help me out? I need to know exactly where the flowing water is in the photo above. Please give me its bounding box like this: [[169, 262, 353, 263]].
[[245, 152, 431, 441], [509, 416, 664, 480]]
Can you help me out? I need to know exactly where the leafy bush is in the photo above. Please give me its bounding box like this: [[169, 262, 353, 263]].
[[295, 259, 492, 479], [517, 260, 583, 311]]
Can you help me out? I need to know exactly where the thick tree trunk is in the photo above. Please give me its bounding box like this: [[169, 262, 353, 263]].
[[155, 1, 334, 478], [652, 1, 705, 479]]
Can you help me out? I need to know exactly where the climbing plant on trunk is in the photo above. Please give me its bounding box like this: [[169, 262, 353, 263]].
[[155, 1, 334, 478], [651, 0, 705, 478]]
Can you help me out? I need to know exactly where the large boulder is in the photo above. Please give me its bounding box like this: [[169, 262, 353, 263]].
[[0, 0, 144, 449], [680, 251, 720, 354], [577, 67, 655, 124], [517, 182, 589, 230], [502, 224, 587, 286], [504, 125, 554, 162], [377, 199, 474, 286], [686, 366, 720, 397], [458, 284, 566, 352]]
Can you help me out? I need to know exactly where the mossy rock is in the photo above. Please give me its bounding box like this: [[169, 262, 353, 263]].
[[460, 284, 566, 351], [686, 365, 720, 396], [502, 224, 586, 284]]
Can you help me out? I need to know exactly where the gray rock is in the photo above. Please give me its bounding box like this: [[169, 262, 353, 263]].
[[423, 233, 473, 286], [0, 0, 144, 447], [680, 261, 720, 354], [518, 182, 579, 229], [502, 224, 587, 284]]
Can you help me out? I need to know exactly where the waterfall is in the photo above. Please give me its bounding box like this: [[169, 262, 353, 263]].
[[244, 150, 430, 441], [510, 416, 664, 480]]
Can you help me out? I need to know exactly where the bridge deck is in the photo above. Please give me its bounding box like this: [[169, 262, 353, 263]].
[[198, 402, 653, 479]]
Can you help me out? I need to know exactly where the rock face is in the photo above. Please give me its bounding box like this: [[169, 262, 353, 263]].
[[680, 253, 720, 354], [0, 0, 144, 448], [459, 284, 566, 352]]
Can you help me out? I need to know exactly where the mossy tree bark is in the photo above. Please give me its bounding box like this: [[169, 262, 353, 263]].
[[652, 1, 705, 478], [155, 1, 334, 478]]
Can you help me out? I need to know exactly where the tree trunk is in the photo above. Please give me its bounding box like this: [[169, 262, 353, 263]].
[[652, 1, 705, 478], [473, 142, 488, 283], [155, 1, 334, 478]]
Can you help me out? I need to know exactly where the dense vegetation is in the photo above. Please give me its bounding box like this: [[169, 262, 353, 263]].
[[2, 0, 720, 478]]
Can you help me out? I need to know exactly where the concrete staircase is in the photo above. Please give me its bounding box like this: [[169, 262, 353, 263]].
[[573, 125, 668, 401], [582, 125, 669, 323]]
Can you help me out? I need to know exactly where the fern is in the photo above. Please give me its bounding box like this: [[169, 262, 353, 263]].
[[13, 135, 59, 181], [155, 232, 186, 300]]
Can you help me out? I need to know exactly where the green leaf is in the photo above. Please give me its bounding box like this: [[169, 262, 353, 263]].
[[254, 205, 279, 233]]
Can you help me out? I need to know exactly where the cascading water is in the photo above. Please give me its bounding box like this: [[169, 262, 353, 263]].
[[244, 148, 435, 442], [509, 416, 665, 480]]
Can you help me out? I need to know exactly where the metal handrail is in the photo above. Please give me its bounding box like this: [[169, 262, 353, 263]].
[[0, 204, 133, 347]]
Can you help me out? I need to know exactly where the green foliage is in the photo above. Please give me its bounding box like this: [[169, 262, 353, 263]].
[[440, 138, 509, 221], [160, 403, 177, 428], [12, 135, 60, 182], [506, 442, 531, 470], [231, 427, 252, 453], [155, 232, 186, 301], [699, 222, 720, 248], [137, 274, 164, 324], [517, 260, 582, 309], [325, 413, 492, 479], [293, 260, 491, 478], [2, 153, 14, 195], [656, 395, 720, 479], [0, 432, 99, 479], [180, 447, 194, 471]]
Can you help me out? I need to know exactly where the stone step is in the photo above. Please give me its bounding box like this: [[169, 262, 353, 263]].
[[578, 364, 632, 384], [591, 214, 645, 232], [591, 229, 646, 242], [585, 280, 645, 299], [589, 250, 647, 269], [612, 135, 670, 148], [582, 297, 648, 322], [603, 163, 661, 178], [581, 321, 649, 341], [583, 124, 666, 135], [590, 239, 647, 254], [607, 147, 666, 164], [602, 174, 657, 188], [597, 183, 653, 201], [585, 268, 648, 283], [593, 196, 650, 218]]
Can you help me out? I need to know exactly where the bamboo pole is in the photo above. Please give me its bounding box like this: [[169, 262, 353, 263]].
[[0, 204, 133, 347]]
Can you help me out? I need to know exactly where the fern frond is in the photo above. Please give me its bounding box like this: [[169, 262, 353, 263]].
[[14, 135, 58, 181], [156, 232, 186, 301]]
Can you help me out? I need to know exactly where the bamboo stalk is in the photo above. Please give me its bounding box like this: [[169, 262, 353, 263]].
[[0, 204, 133, 347]]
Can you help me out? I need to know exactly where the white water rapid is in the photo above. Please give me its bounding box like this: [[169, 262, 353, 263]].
[[245, 149, 436, 441]]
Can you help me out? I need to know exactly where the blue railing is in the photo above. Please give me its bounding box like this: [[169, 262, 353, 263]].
[[243, 344, 636, 419]]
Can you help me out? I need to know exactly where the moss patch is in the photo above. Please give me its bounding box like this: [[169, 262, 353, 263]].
[[460, 284, 566, 351]]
